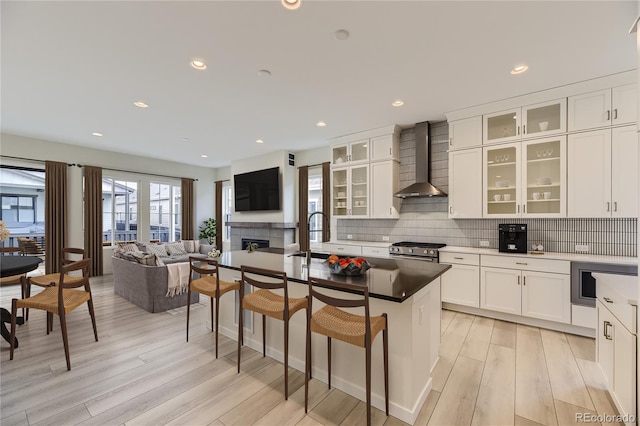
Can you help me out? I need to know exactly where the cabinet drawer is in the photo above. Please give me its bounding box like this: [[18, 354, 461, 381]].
[[594, 273, 637, 333], [361, 246, 389, 258], [440, 252, 480, 266], [322, 243, 362, 256], [481, 255, 570, 274]]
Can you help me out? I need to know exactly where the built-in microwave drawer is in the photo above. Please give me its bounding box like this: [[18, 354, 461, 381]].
[[481, 254, 570, 274], [594, 273, 637, 333], [361, 246, 389, 259], [440, 252, 480, 266]]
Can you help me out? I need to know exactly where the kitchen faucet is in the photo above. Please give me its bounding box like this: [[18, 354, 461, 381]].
[[305, 211, 330, 267]]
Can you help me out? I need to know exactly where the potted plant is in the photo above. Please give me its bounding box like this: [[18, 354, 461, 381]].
[[198, 218, 217, 246], [246, 242, 259, 253]]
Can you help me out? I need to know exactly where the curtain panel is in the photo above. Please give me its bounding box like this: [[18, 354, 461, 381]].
[[321, 162, 331, 242], [83, 166, 103, 276], [181, 178, 194, 240], [44, 161, 68, 274], [298, 166, 309, 252], [215, 181, 223, 250]]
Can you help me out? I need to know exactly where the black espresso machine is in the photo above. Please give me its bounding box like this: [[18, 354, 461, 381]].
[[499, 224, 527, 253]]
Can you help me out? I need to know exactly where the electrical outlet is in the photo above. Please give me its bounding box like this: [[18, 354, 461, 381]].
[[575, 244, 590, 253], [479, 240, 490, 247], [382, 236, 390, 241], [347, 234, 353, 240]]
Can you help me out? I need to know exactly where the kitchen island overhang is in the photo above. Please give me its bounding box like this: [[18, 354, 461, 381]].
[[209, 250, 450, 424]]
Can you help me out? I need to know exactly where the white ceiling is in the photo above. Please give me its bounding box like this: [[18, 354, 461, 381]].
[[1, 1, 637, 168]]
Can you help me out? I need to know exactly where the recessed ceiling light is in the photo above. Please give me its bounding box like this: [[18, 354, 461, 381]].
[[316, 121, 326, 127], [182, 137, 190, 142], [510, 65, 528, 75], [333, 29, 350, 41], [258, 69, 272, 78], [133, 101, 148, 108], [281, 0, 301, 10], [256, 139, 264, 144], [201, 154, 208, 158], [190, 59, 207, 70], [392, 100, 404, 107], [92, 132, 103, 137]]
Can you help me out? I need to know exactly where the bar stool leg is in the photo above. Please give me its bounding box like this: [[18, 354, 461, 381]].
[[383, 314, 389, 415], [262, 314, 266, 357], [366, 343, 372, 426], [237, 301, 243, 373], [284, 317, 289, 400], [215, 295, 220, 358], [327, 337, 332, 389], [186, 289, 192, 342]]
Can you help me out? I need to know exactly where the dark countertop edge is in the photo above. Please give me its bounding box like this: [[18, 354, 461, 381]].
[[226, 221, 297, 229], [216, 257, 452, 303]]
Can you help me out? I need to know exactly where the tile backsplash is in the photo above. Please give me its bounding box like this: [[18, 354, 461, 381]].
[[336, 122, 638, 257]]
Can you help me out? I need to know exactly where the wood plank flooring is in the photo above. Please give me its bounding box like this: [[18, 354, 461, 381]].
[[0, 276, 621, 425]]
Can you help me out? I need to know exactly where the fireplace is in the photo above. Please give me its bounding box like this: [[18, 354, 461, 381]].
[[241, 238, 270, 250]]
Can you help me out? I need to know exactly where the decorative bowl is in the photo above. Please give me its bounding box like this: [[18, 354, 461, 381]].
[[323, 256, 370, 276], [495, 180, 509, 188], [536, 177, 552, 185]]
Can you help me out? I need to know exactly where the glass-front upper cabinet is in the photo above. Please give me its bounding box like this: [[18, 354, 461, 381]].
[[522, 99, 566, 138], [331, 165, 369, 217], [331, 139, 369, 165], [331, 168, 348, 217], [483, 143, 521, 217], [483, 99, 566, 145], [522, 136, 566, 217], [350, 165, 369, 217]]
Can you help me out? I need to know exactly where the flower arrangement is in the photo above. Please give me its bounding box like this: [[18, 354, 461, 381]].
[[246, 242, 260, 253], [0, 221, 10, 242], [198, 218, 217, 245]]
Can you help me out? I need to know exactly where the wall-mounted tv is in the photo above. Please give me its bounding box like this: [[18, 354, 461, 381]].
[[234, 166, 281, 211]]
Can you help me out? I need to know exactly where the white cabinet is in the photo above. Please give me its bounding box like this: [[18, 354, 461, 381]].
[[568, 84, 638, 132], [483, 136, 566, 218], [480, 255, 571, 324], [440, 252, 480, 307], [483, 99, 567, 145], [594, 272, 636, 424], [448, 116, 482, 150], [448, 148, 482, 218], [322, 242, 362, 256], [568, 125, 638, 218], [370, 134, 400, 162], [331, 165, 369, 217], [370, 161, 400, 218], [331, 139, 369, 166]]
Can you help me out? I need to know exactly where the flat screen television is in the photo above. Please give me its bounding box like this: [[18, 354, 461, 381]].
[[234, 167, 281, 211]]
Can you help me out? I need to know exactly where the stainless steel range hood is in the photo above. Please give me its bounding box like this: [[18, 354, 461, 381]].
[[394, 121, 447, 198]]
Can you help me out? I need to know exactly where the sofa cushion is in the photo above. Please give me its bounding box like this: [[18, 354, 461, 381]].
[[181, 239, 201, 253], [166, 242, 188, 256], [114, 248, 164, 266], [142, 243, 168, 258], [116, 242, 141, 252]]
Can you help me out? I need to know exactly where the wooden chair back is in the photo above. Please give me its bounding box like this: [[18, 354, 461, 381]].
[[58, 258, 91, 290], [0, 247, 25, 256]]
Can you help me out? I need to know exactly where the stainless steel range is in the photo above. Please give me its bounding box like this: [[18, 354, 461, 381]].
[[389, 242, 446, 262]]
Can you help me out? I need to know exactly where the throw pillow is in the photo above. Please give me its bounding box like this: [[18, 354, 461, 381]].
[[166, 242, 188, 256], [181, 239, 201, 253], [142, 243, 168, 258], [132, 252, 158, 266], [117, 242, 140, 253]]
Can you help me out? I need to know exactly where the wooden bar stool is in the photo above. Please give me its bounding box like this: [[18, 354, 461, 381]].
[[305, 276, 389, 426], [237, 265, 307, 400], [186, 256, 239, 358]]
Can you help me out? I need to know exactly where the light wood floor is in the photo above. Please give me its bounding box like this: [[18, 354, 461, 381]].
[[0, 276, 621, 426]]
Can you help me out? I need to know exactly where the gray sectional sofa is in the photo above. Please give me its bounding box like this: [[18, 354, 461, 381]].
[[112, 243, 213, 313]]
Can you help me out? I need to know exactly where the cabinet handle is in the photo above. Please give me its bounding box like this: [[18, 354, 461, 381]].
[[523, 204, 526, 213], [613, 201, 617, 212], [449, 206, 453, 214], [517, 276, 521, 285], [454, 257, 464, 260], [523, 276, 526, 286], [516, 262, 528, 265], [606, 202, 610, 212], [613, 109, 618, 120], [604, 321, 612, 340], [603, 296, 614, 304], [389, 148, 392, 156], [523, 124, 526, 134], [517, 205, 520, 213], [517, 126, 520, 135], [450, 137, 453, 146], [606, 110, 610, 121]]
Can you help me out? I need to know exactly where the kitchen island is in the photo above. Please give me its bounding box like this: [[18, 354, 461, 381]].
[[209, 250, 450, 424]]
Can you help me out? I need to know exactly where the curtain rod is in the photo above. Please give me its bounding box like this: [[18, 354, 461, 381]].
[[297, 162, 328, 169], [75, 164, 198, 181], [1, 155, 75, 167]]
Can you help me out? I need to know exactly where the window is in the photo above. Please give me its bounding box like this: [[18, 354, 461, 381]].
[[308, 166, 323, 246], [223, 182, 233, 242], [0, 166, 45, 248], [150, 182, 181, 242], [102, 178, 138, 245]]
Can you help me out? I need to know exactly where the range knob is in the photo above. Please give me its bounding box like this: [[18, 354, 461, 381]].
[[408, 248, 413, 253], [429, 249, 435, 255]]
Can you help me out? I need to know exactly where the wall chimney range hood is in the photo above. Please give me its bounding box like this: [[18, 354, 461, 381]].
[[394, 121, 447, 198]]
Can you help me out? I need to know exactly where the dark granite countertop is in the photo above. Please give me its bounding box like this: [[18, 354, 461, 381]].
[[215, 249, 451, 303]]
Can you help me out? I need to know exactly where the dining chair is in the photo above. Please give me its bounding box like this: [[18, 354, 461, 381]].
[[10, 257, 97, 371], [26, 247, 86, 326], [0, 247, 28, 318], [186, 256, 240, 358], [305, 276, 389, 426], [237, 265, 307, 400]]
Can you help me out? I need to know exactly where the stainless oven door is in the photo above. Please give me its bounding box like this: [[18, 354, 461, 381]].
[[570, 262, 637, 307], [389, 254, 437, 262]]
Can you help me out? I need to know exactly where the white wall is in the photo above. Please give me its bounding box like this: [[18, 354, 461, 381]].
[[1, 133, 218, 272]]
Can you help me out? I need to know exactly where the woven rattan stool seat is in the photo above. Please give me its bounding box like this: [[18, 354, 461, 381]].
[[243, 289, 307, 321], [190, 276, 239, 298], [310, 305, 386, 348]]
